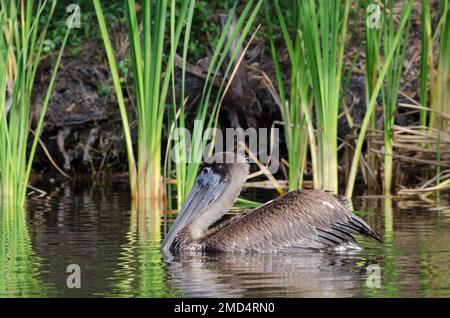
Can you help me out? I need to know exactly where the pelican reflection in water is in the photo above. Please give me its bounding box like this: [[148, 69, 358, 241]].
[[161, 152, 380, 253], [165, 252, 370, 297]]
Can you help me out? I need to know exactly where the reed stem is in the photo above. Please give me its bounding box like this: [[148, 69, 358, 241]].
[[0, 0, 71, 206]]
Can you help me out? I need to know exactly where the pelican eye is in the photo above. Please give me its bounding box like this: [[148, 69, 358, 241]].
[[202, 167, 211, 175]]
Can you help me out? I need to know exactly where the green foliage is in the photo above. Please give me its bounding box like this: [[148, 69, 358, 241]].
[[184, 0, 226, 61], [381, 0, 413, 193], [42, 1, 124, 57], [168, 0, 264, 210], [345, 0, 414, 198], [0, 0, 71, 206], [268, 0, 350, 193], [430, 0, 450, 133], [420, 0, 432, 126]]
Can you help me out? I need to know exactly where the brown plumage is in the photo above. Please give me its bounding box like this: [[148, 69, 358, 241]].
[[161, 152, 381, 254]]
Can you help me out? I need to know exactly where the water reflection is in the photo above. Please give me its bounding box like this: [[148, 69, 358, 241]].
[[106, 199, 169, 297], [26, 184, 133, 297], [0, 204, 53, 296], [0, 185, 448, 297], [164, 251, 373, 297]]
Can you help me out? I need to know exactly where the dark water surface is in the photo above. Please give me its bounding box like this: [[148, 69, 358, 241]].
[[1, 184, 449, 297]]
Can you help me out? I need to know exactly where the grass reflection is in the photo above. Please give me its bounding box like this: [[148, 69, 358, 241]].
[[0, 204, 52, 297], [106, 199, 176, 297]]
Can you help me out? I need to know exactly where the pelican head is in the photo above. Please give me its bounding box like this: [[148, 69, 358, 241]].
[[161, 152, 248, 253]]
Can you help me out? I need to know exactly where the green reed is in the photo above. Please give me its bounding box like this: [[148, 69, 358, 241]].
[[364, 0, 381, 191], [94, 0, 195, 199], [345, 0, 413, 198], [268, 0, 350, 192], [0, 0, 71, 206], [168, 0, 263, 209], [420, 0, 432, 127], [95, 0, 263, 204], [266, 0, 315, 191], [381, 0, 412, 193], [430, 0, 450, 134]]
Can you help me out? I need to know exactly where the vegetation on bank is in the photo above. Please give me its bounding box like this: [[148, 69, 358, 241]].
[[0, 0, 449, 207], [0, 0, 72, 206]]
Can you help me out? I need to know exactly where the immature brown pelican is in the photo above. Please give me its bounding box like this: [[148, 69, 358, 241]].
[[161, 152, 380, 253]]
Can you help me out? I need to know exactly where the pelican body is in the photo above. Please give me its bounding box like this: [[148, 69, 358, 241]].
[[161, 152, 380, 253]]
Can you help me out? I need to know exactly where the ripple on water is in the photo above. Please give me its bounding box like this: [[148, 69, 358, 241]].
[[0, 187, 448, 297]]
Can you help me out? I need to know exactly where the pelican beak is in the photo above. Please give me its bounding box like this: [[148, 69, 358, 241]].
[[161, 167, 226, 253]]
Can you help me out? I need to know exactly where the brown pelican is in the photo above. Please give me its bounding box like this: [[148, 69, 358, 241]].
[[161, 152, 380, 253]]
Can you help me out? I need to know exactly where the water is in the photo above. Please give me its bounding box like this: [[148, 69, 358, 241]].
[[0, 183, 449, 297]]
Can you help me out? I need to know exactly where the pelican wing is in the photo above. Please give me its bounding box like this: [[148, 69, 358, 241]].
[[203, 190, 380, 252]]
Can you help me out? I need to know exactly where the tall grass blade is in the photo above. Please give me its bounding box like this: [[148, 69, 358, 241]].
[[345, 0, 414, 198], [420, 0, 432, 127], [168, 0, 263, 209], [0, 0, 71, 206], [266, 0, 315, 191], [94, 0, 194, 199], [430, 0, 450, 133], [381, 0, 413, 193]]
